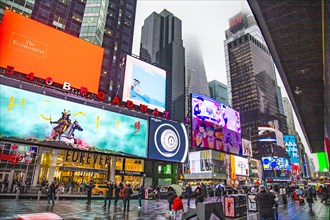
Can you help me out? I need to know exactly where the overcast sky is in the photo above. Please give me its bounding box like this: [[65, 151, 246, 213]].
[[132, 0, 249, 85], [132, 0, 318, 170]]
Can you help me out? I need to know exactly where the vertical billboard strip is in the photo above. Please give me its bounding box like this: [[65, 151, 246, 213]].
[[122, 55, 166, 112], [0, 10, 104, 93], [0, 84, 148, 157], [147, 117, 188, 163]]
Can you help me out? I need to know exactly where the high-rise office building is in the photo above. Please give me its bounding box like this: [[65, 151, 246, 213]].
[[208, 80, 229, 106], [283, 97, 296, 135], [224, 11, 283, 140], [1, 0, 137, 100], [140, 9, 185, 121], [184, 35, 209, 116]]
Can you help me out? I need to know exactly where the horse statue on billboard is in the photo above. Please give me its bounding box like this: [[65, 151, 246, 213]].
[[58, 120, 83, 144]]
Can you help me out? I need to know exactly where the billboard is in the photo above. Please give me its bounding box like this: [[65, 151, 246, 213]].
[[122, 55, 166, 112], [147, 117, 188, 162], [284, 135, 299, 164], [262, 156, 290, 171], [192, 94, 241, 133], [242, 138, 253, 157], [0, 11, 104, 93], [0, 84, 148, 157], [258, 127, 276, 142], [234, 156, 249, 176]]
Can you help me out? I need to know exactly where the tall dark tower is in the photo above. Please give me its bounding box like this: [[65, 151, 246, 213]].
[[224, 11, 283, 141], [140, 9, 185, 122], [1, 0, 137, 100]]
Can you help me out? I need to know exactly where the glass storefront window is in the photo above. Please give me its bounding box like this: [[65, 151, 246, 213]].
[[116, 157, 123, 170]]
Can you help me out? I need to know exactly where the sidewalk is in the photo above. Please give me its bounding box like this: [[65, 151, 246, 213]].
[[0, 196, 329, 219]]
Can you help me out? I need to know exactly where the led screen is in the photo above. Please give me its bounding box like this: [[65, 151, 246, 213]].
[[0, 84, 148, 157], [191, 119, 242, 156], [284, 135, 299, 164], [242, 139, 253, 157], [258, 127, 276, 142], [147, 117, 188, 162], [191, 94, 240, 133], [122, 55, 166, 112], [0, 11, 103, 93], [234, 156, 249, 176], [262, 157, 290, 171]]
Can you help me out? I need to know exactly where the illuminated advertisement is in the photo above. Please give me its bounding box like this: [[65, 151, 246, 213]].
[[188, 150, 226, 174], [192, 94, 241, 133], [242, 139, 253, 157], [284, 135, 299, 164], [0, 84, 148, 157], [262, 157, 290, 171], [147, 117, 188, 163], [0, 143, 38, 165], [122, 55, 166, 112], [0, 10, 103, 93], [234, 156, 249, 176], [191, 119, 242, 156], [258, 127, 276, 142]]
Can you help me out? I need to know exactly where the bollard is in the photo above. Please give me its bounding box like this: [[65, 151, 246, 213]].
[[37, 190, 41, 201], [15, 190, 20, 201], [56, 190, 60, 201], [78, 187, 81, 194], [69, 187, 72, 194]]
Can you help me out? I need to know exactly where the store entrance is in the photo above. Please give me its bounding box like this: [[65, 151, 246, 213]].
[[0, 172, 10, 192]]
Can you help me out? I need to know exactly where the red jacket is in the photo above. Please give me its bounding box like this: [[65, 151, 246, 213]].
[[172, 197, 183, 211]]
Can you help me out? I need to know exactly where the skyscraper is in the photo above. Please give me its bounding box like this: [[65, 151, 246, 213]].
[[140, 9, 185, 121], [224, 11, 283, 140], [208, 80, 229, 106], [283, 97, 296, 135], [184, 35, 209, 116], [1, 0, 137, 100]]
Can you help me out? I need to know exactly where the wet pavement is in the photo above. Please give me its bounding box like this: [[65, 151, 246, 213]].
[[0, 196, 329, 219]]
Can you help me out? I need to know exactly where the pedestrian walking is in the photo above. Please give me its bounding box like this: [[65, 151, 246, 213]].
[[167, 187, 177, 215], [201, 183, 208, 199], [194, 187, 204, 207], [114, 183, 121, 205], [138, 184, 144, 209], [85, 180, 95, 204], [304, 185, 314, 213], [255, 185, 275, 220], [270, 190, 279, 220], [216, 183, 222, 202], [103, 181, 114, 208], [172, 196, 185, 220], [47, 182, 57, 205], [123, 184, 133, 213], [185, 184, 192, 206]]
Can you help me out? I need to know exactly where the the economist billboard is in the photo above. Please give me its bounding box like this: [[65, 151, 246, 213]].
[[0, 10, 104, 93]]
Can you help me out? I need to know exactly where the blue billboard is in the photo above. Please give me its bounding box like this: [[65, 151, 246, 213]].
[[262, 156, 291, 171], [148, 117, 188, 162], [284, 135, 299, 164], [0, 84, 148, 157]]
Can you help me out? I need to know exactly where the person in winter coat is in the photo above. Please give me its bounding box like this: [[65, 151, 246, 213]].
[[185, 184, 192, 206], [103, 181, 114, 208], [255, 185, 275, 220], [167, 187, 177, 214], [270, 190, 279, 220], [304, 185, 314, 212], [123, 184, 133, 213], [138, 185, 144, 209], [172, 196, 185, 220], [114, 183, 121, 205], [85, 180, 95, 204], [47, 182, 57, 205], [195, 187, 204, 207]]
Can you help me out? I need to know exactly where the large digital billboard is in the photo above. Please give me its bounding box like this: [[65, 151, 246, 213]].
[[233, 156, 249, 176], [242, 138, 253, 157], [192, 94, 241, 133], [191, 118, 242, 156], [284, 135, 299, 164], [122, 55, 166, 112], [0, 84, 148, 157], [262, 156, 290, 171], [0, 11, 104, 93], [147, 117, 188, 162]]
